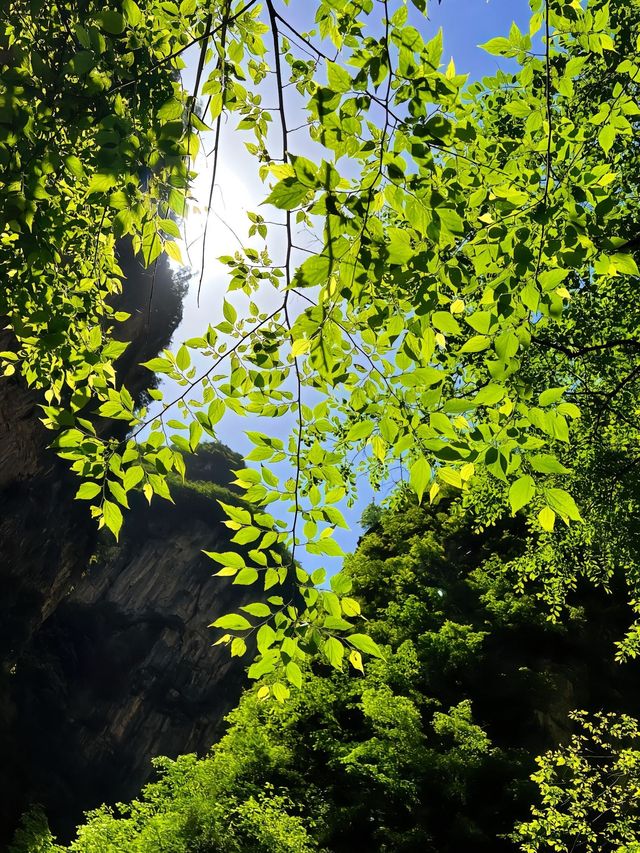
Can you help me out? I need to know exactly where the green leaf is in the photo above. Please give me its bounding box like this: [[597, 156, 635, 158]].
[[87, 172, 117, 195], [164, 241, 183, 264], [410, 456, 431, 504], [509, 475, 536, 514], [539, 387, 567, 406], [479, 37, 515, 57], [466, 312, 494, 334], [124, 466, 145, 490], [285, 660, 303, 689], [291, 338, 311, 357], [75, 481, 101, 500], [432, 312, 461, 336], [272, 682, 290, 703], [348, 633, 384, 659], [387, 228, 413, 264], [122, 0, 142, 25], [95, 10, 126, 34], [142, 231, 162, 265], [175, 345, 190, 371], [347, 420, 374, 441], [108, 479, 129, 508], [371, 435, 386, 462], [219, 501, 252, 525], [598, 123, 616, 154], [323, 636, 344, 669], [341, 597, 361, 617], [257, 624, 276, 653], [327, 61, 351, 93], [231, 637, 247, 657], [204, 551, 245, 568], [141, 357, 172, 373], [538, 269, 569, 291], [248, 651, 278, 680], [232, 527, 261, 545], [102, 340, 129, 360], [438, 207, 464, 235], [545, 488, 582, 522], [538, 506, 556, 532], [64, 155, 85, 180], [505, 100, 531, 118], [233, 568, 259, 585], [460, 335, 490, 353], [529, 454, 571, 475], [295, 253, 332, 286], [263, 177, 310, 210], [330, 573, 352, 595], [212, 613, 251, 631], [189, 420, 202, 452], [324, 616, 353, 631], [609, 253, 639, 276], [241, 603, 271, 617], [223, 300, 237, 323], [349, 649, 364, 673], [291, 155, 318, 188], [102, 500, 123, 540]]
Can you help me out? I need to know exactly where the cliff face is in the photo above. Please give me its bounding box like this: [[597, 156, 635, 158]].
[[0, 253, 253, 842], [9, 474, 260, 842]]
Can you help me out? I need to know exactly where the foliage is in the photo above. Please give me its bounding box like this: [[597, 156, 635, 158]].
[[0, 0, 194, 391], [26, 500, 640, 852], [8, 808, 56, 853], [3, 0, 640, 681], [514, 711, 640, 852], [6, 3, 640, 849], [359, 501, 383, 531]]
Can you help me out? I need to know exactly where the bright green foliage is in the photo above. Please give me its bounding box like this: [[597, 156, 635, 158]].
[[514, 711, 640, 852], [3, 0, 640, 680], [26, 498, 640, 852], [0, 0, 198, 392], [359, 501, 383, 530], [9, 808, 56, 853], [0, 0, 215, 537]]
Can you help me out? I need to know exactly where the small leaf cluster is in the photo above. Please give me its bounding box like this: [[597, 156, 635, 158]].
[[514, 711, 640, 852]]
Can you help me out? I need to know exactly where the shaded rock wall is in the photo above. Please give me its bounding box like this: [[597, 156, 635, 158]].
[[10, 473, 258, 841], [0, 252, 252, 841]]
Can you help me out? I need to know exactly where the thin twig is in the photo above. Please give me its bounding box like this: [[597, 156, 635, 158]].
[[108, 0, 257, 94], [196, 1, 230, 306], [264, 0, 303, 567], [532, 0, 554, 291]]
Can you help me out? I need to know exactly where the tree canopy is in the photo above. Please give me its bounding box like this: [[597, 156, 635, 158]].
[[4, 0, 640, 848], [2, 0, 640, 687], [11, 497, 640, 851]]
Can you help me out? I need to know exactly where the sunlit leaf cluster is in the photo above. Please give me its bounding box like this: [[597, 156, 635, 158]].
[[2, 0, 640, 687]]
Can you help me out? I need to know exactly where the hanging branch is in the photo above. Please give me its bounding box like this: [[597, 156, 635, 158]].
[[109, 0, 258, 94], [196, 0, 230, 306], [264, 0, 303, 570], [532, 0, 554, 291]]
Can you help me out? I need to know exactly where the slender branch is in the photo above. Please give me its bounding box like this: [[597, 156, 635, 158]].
[[128, 306, 282, 442], [145, 256, 159, 329], [264, 0, 303, 568], [190, 12, 212, 118], [196, 1, 230, 306], [186, 11, 212, 160], [108, 0, 258, 94], [531, 336, 640, 358], [532, 0, 553, 292]]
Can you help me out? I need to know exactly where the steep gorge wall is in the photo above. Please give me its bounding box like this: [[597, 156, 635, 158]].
[[8, 472, 259, 842], [0, 253, 252, 842]]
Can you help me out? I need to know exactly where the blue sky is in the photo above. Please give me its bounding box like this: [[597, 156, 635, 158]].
[[161, 0, 531, 571], [428, 0, 530, 78]]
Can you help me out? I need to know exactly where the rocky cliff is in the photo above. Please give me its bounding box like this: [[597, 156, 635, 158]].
[[0, 252, 255, 842]]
